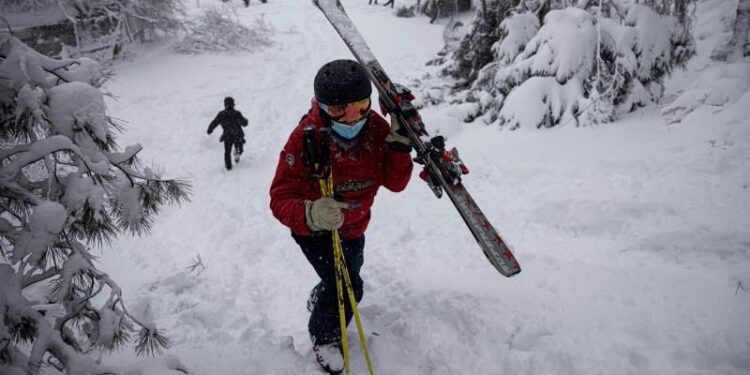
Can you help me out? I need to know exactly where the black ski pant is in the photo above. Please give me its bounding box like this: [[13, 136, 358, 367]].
[[223, 138, 244, 169], [293, 233, 365, 346]]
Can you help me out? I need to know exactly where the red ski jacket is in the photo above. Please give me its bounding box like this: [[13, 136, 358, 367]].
[[270, 100, 413, 239]]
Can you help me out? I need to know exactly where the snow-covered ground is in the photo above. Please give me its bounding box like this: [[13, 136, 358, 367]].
[[99, 0, 750, 374]]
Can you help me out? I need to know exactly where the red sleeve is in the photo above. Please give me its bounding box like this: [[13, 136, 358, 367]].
[[269, 127, 313, 236], [382, 145, 413, 192]]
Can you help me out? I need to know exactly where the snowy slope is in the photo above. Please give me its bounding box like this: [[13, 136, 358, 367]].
[[98, 1, 750, 374]]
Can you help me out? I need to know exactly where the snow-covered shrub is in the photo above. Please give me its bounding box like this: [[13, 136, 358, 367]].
[[445, 0, 695, 129], [0, 35, 190, 374], [174, 7, 273, 54]]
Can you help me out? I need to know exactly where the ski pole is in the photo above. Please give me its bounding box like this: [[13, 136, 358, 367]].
[[319, 174, 374, 375]]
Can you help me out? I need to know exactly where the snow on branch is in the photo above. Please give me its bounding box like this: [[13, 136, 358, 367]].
[[0, 34, 191, 373]]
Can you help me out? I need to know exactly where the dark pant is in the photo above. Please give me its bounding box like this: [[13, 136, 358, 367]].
[[223, 139, 244, 169], [293, 233, 365, 345]]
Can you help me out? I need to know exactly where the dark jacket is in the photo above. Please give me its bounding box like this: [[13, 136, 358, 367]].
[[207, 108, 249, 142], [269, 100, 413, 239]]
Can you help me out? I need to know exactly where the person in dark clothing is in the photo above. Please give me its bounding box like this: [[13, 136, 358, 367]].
[[269, 60, 413, 374], [207, 97, 248, 170], [383, 0, 394, 8]]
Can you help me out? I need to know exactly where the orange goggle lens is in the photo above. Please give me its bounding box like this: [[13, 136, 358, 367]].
[[320, 98, 371, 123]]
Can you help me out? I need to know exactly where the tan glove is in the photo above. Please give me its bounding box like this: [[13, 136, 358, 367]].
[[385, 116, 412, 152], [305, 197, 349, 231]]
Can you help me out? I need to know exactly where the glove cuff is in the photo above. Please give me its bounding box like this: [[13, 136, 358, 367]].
[[304, 200, 324, 232]]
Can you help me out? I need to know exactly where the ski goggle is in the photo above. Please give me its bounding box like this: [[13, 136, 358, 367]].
[[319, 97, 371, 124]]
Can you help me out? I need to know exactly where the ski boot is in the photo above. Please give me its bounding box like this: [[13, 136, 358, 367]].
[[313, 343, 344, 374]]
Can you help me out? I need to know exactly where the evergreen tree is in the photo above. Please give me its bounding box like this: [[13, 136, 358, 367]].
[[450, 0, 515, 85], [440, 0, 696, 128], [0, 35, 190, 374]]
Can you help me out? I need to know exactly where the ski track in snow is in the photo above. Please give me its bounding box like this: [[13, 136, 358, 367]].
[[98, 1, 750, 374]]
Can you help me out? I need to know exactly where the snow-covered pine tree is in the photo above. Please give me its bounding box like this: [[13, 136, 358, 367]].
[[0, 35, 190, 374], [450, 0, 515, 86], [450, 0, 571, 84], [443, 0, 695, 128]]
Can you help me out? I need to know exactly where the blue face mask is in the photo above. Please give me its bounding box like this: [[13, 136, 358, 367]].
[[331, 117, 367, 139]]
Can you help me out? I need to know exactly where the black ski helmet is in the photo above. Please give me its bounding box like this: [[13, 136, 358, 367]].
[[314, 59, 372, 106], [224, 96, 235, 108]]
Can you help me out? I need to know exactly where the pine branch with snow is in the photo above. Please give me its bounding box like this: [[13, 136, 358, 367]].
[[451, 0, 516, 86], [0, 35, 191, 374]]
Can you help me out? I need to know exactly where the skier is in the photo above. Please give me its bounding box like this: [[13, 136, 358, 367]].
[[383, 0, 394, 8], [269, 59, 413, 374], [207, 96, 248, 170]]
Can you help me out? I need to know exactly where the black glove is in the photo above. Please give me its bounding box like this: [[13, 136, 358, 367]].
[[385, 116, 412, 152]]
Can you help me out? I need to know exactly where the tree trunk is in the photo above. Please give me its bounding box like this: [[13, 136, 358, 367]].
[[712, 0, 750, 61], [735, 0, 750, 58]]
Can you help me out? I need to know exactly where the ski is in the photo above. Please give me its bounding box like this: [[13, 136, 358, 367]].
[[312, 0, 520, 277]]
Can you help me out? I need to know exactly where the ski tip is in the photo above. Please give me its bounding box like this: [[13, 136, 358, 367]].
[[484, 248, 521, 277], [503, 267, 521, 278]]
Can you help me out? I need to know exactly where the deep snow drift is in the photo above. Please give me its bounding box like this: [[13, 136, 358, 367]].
[[95, 0, 749, 374]]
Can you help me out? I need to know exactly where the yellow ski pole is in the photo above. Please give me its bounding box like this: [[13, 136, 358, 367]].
[[319, 174, 374, 375], [335, 229, 375, 375]]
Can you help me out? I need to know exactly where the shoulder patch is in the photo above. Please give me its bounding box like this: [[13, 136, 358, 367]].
[[285, 154, 295, 166]]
